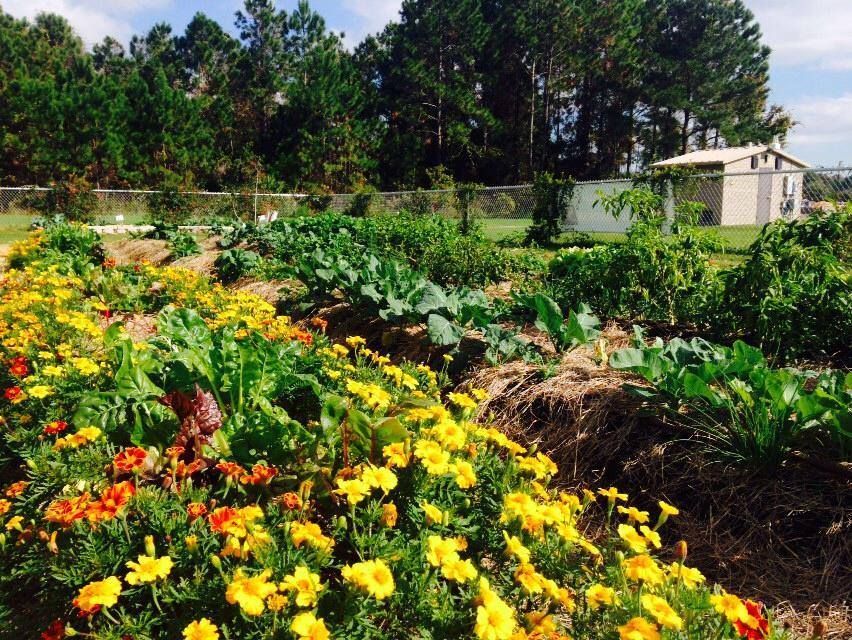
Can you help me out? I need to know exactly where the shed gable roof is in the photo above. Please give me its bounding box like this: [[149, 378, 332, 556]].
[[651, 146, 810, 169]]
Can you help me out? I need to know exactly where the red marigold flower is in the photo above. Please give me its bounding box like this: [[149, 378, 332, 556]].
[[241, 463, 278, 486], [43, 420, 68, 436], [45, 493, 91, 527], [9, 357, 28, 377], [102, 258, 117, 269], [208, 506, 240, 534], [40, 619, 65, 640], [87, 481, 135, 523], [187, 502, 208, 521], [4, 386, 22, 401], [113, 447, 148, 475], [5, 480, 28, 498], [733, 600, 769, 640]]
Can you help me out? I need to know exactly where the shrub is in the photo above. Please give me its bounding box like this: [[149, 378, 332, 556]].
[[33, 176, 99, 223], [547, 188, 722, 324], [147, 184, 194, 224], [713, 205, 852, 360], [526, 173, 574, 245], [215, 248, 262, 284], [344, 187, 376, 218]]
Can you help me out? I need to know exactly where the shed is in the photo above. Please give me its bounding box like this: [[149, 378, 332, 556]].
[[650, 145, 811, 226]]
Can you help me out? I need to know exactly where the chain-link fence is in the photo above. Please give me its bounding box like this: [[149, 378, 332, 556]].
[[1, 167, 849, 248]]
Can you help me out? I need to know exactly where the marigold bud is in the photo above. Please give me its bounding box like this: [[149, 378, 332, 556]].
[[675, 540, 688, 560], [144, 535, 156, 557], [210, 554, 222, 571]]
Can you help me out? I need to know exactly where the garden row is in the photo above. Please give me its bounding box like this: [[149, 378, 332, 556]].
[[0, 224, 785, 639]]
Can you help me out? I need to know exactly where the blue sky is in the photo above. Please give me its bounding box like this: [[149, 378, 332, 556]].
[[3, 0, 852, 167]]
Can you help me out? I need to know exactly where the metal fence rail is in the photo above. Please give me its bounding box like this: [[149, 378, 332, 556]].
[[1, 167, 849, 248]]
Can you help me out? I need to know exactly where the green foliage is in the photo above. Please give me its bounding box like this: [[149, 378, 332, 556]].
[[214, 248, 261, 284], [32, 177, 98, 223], [548, 188, 722, 324], [169, 231, 200, 258], [513, 293, 601, 353], [146, 183, 194, 224], [610, 332, 852, 469], [713, 206, 852, 360], [526, 173, 574, 246]]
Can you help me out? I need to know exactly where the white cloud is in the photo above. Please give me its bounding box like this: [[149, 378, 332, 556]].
[[1, 0, 171, 46], [787, 94, 852, 149], [747, 0, 852, 70], [336, 0, 401, 46]]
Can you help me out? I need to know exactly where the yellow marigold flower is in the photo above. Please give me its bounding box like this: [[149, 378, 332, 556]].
[[71, 357, 100, 376], [226, 569, 277, 616], [27, 384, 53, 399], [598, 487, 628, 503], [413, 439, 450, 475], [447, 392, 478, 411], [668, 562, 705, 589], [430, 419, 467, 450], [426, 535, 462, 567], [5, 515, 24, 531], [42, 365, 65, 377], [341, 559, 395, 600], [639, 525, 662, 549], [617, 524, 648, 554], [345, 336, 366, 348], [73, 576, 122, 614], [183, 618, 220, 640], [710, 592, 750, 624], [641, 594, 683, 631], [267, 593, 288, 612], [474, 591, 516, 640], [658, 500, 679, 516], [289, 521, 334, 552], [502, 531, 531, 564], [514, 563, 545, 594], [334, 478, 371, 506], [422, 501, 445, 526], [441, 554, 478, 583], [125, 554, 173, 585], [621, 555, 665, 585], [291, 612, 330, 640], [618, 617, 660, 640], [280, 566, 323, 608], [360, 465, 398, 494], [470, 388, 488, 401], [380, 502, 398, 528], [586, 583, 617, 610], [617, 505, 650, 524], [383, 441, 410, 468]]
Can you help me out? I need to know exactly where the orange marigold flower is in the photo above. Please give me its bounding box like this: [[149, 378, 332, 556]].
[[0, 499, 10, 515], [87, 482, 135, 522], [165, 446, 185, 459], [208, 506, 240, 535], [290, 329, 313, 346], [241, 464, 278, 486], [102, 258, 117, 269], [187, 502, 208, 521], [279, 492, 303, 510], [310, 317, 328, 332], [43, 420, 68, 436], [176, 459, 204, 478], [216, 461, 246, 480], [113, 447, 148, 475], [45, 493, 91, 527], [5, 480, 28, 498]]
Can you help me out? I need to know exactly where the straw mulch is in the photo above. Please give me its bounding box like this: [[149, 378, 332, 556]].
[[465, 329, 851, 638]]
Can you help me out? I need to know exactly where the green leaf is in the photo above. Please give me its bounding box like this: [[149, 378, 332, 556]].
[[426, 314, 465, 346]]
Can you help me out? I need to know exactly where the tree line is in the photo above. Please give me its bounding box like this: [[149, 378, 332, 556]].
[[0, 0, 792, 193]]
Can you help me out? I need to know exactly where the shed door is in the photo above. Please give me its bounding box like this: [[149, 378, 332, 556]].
[[756, 169, 772, 225]]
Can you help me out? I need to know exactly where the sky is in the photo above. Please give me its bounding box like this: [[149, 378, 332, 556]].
[[2, 0, 851, 167]]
